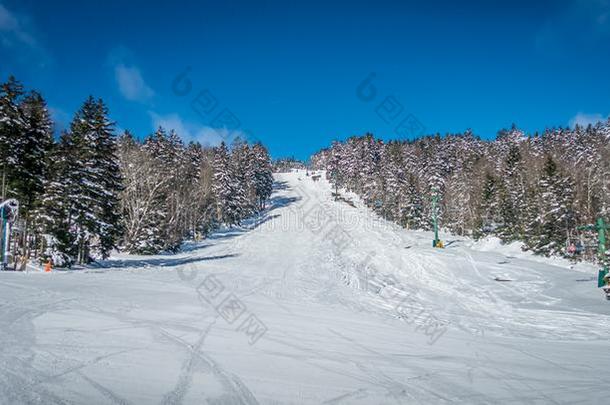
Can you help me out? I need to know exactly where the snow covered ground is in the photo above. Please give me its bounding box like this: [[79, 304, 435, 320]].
[[1, 170, 609, 404]]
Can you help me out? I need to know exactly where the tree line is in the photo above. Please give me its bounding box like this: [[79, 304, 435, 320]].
[[0, 76, 273, 267], [311, 125, 610, 260]]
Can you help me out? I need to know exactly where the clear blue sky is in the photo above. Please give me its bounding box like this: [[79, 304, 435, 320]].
[[2, 0, 610, 159]]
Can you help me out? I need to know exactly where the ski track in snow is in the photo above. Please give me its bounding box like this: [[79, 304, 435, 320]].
[[1, 170, 609, 404]]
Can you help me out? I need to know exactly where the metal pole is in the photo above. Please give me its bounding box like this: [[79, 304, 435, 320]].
[[580, 218, 610, 288], [2, 208, 9, 270], [596, 218, 609, 288], [0, 205, 4, 270], [0, 200, 19, 271]]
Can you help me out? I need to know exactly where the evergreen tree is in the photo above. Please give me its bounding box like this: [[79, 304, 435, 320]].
[[327, 141, 343, 198], [17, 91, 54, 256], [309, 124, 610, 259], [91, 99, 123, 258], [17, 92, 54, 209], [0, 76, 26, 198], [0, 75, 277, 262], [213, 142, 240, 225], [401, 174, 425, 229], [359, 134, 382, 206], [497, 144, 526, 241], [478, 173, 500, 235], [525, 156, 576, 256], [381, 142, 405, 221], [42, 97, 122, 263], [40, 131, 75, 264], [230, 139, 255, 221], [252, 143, 273, 210]]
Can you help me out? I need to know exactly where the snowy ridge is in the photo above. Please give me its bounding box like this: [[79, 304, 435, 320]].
[[0, 169, 609, 404], [272, 171, 606, 341]]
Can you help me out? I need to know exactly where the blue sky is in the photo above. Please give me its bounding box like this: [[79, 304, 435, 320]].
[[1, 0, 610, 159]]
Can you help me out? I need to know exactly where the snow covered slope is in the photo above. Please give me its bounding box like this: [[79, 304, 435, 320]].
[[1, 170, 609, 404]]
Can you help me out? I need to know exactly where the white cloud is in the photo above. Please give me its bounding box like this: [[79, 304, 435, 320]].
[[569, 112, 608, 128], [114, 63, 154, 102], [149, 112, 245, 147], [0, 3, 36, 47], [0, 4, 17, 30]]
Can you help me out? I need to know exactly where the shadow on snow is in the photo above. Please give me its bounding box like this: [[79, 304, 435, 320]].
[[93, 253, 238, 271], [95, 180, 299, 270]]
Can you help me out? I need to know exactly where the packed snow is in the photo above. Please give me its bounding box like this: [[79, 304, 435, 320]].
[[1, 170, 609, 404]]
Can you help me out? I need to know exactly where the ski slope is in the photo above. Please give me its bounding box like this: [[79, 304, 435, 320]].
[[1, 170, 609, 404]]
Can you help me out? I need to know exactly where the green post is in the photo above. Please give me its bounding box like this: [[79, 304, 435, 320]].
[[597, 218, 609, 288], [578, 218, 610, 288]]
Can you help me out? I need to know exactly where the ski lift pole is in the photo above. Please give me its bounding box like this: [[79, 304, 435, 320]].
[[0, 204, 5, 270], [0, 199, 18, 271], [577, 217, 610, 288]]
